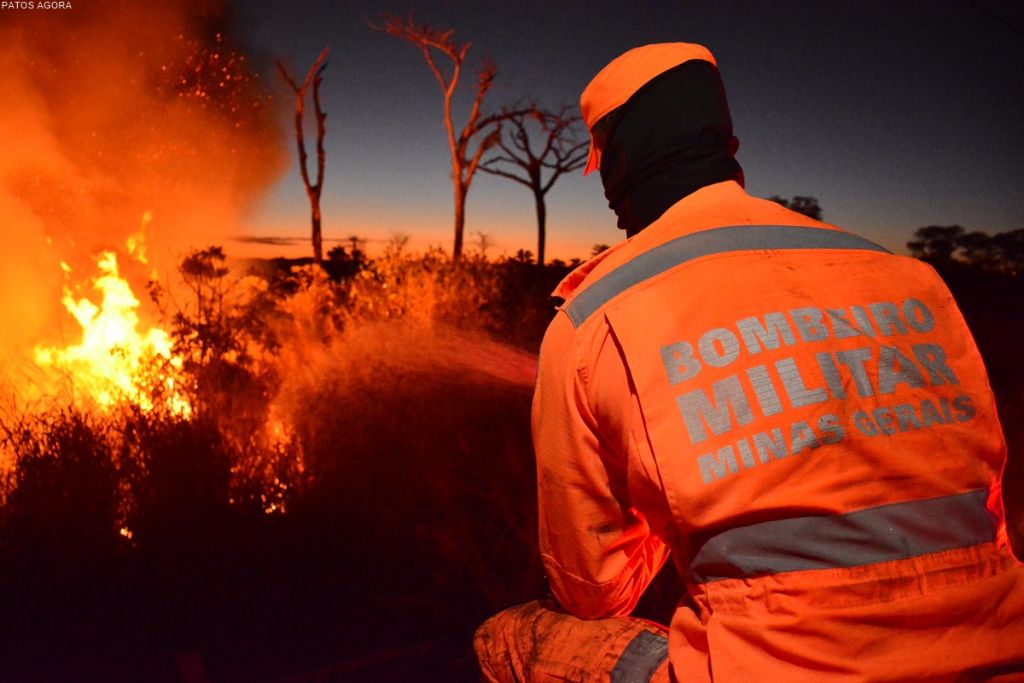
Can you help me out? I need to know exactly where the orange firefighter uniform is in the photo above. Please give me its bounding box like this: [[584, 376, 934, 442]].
[[482, 43, 1024, 682]]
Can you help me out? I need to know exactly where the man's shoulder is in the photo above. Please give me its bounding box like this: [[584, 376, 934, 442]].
[[551, 186, 791, 302], [552, 243, 625, 302], [550, 183, 878, 319]]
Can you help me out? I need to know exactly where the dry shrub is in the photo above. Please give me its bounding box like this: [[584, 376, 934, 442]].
[[339, 246, 502, 331], [0, 244, 559, 678]]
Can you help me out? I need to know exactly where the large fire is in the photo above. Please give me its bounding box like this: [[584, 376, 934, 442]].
[[33, 245, 191, 416], [0, 1, 285, 411]]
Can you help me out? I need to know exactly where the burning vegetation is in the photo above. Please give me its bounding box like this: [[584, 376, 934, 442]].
[[0, 4, 565, 670], [0, 2, 542, 678], [0, 0, 283, 379], [0, 3, 1020, 682], [0, 239, 567, 680]]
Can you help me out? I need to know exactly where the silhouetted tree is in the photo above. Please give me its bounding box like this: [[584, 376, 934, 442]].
[[769, 195, 823, 221], [153, 247, 279, 431], [372, 16, 524, 262], [907, 225, 965, 264], [325, 244, 366, 281], [513, 249, 534, 264], [994, 229, 1024, 276], [481, 106, 588, 265], [908, 225, 1024, 276], [472, 230, 494, 258], [958, 230, 1002, 271], [277, 48, 329, 265]]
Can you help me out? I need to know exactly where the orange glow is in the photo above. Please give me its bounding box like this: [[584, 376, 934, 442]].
[[125, 210, 153, 267], [0, 0, 285, 400], [33, 248, 190, 416]]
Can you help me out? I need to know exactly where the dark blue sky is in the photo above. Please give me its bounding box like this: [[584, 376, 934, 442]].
[[235, 0, 1024, 260]]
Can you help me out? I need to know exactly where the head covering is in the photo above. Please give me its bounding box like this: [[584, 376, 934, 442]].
[[580, 43, 717, 175], [579, 43, 743, 235]]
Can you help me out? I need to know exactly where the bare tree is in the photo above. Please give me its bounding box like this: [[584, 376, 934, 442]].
[[277, 48, 329, 265], [481, 106, 588, 266], [471, 230, 494, 258], [372, 16, 520, 262]]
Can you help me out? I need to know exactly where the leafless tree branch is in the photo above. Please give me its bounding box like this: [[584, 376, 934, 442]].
[[276, 47, 330, 264], [479, 105, 588, 265], [371, 15, 516, 261]]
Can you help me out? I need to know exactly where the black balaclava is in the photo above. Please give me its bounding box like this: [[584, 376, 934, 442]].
[[598, 59, 744, 236]]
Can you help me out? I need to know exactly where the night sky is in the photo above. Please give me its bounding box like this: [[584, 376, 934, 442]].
[[235, 0, 1024, 261]]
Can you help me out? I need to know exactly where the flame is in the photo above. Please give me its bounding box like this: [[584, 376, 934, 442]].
[[33, 249, 190, 416], [125, 211, 152, 266]]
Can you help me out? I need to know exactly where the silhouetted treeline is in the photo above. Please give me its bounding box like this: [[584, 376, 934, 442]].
[[908, 225, 1024, 276]]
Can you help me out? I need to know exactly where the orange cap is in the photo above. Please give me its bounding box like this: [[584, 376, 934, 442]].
[[580, 43, 717, 175]]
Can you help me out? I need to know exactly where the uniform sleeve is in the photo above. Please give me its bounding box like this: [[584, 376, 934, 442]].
[[533, 311, 670, 620]]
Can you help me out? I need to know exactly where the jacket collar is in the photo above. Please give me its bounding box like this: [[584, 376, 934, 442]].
[[552, 180, 747, 301]]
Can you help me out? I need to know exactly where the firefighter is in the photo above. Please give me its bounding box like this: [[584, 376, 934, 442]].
[[474, 43, 1024, 682]]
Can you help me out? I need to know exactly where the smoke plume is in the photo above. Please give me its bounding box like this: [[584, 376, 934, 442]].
[[0, 0, 285, 367]]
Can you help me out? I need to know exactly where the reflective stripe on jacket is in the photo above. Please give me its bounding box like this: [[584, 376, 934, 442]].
[[533, 180, 1024, 681]]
